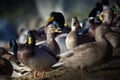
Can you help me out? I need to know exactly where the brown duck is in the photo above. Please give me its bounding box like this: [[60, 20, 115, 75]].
[[58, 21, 113, 76], [66, 16, 94, 50], [0, 47, 13, 76], [99, 8, 120, 49]]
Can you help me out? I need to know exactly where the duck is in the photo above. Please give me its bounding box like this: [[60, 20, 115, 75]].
[[99, 8, 120, 49], [9, 24, 61, 79], [0, 48, 13, 76], [66, 16, 95, 50], [46, 11, 71, 53], [0, 57, 13, 76], [0, 47, 15, 61], [36, 11, 70, 39], [57, 19, 113, 76], [0, 47, 32, 78]]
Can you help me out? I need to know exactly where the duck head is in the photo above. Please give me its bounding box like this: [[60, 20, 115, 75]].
[[9, 39, 18, 59], [99, 9, 114, 25], [26, 31, 36, 46], [46, 11, 65, 32], [71, 16, 81, 31]]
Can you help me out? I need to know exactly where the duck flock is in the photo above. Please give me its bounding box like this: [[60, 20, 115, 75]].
[[0, 0, 120, 80]]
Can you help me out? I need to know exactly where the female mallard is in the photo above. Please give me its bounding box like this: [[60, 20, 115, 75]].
[[99, 8, 120, 49], [9, 24, 60, 79], [0, 47, 10, 59], [66, 16, 94, 50], [57, 21, 113, 76]]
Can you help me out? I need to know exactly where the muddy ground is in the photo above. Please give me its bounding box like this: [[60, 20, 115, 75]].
[[1, 48, 120, 80]]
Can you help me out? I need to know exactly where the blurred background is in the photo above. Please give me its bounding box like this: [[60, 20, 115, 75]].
[[0, 0, 117, 47]]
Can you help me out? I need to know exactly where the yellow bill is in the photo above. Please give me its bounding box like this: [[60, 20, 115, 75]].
[[55, 28, 62, 33], [28, 37, 32, 45], [47, 17, 54, 23], [99, 14, 104, 21]]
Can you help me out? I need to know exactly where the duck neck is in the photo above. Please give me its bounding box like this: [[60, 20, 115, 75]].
[[47, 33, 60, 54], [95, 25, 113, 50], [10, 39, 18, 60], [69, 28, 78, 41], [95, 32, 107, 45], [47, 33, 54, 45]]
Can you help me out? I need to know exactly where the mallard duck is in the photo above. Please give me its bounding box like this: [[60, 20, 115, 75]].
[[45, 11, 71, 53], [57, 21, 113, 76], [99, 8, 120, 49], [66, 16, 94, 50], [0, 47, 13, 76], [0, 57, 13, 76], [46, 11, 65, 31], [0, 47, 28, 77], [46, 11, 71, 33], [9, 24, 60, 79], [0, 47, 14, 61]]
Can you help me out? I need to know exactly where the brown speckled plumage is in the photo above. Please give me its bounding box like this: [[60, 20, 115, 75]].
[[59, 20, 113, 75], [66, 17, 94, 50]]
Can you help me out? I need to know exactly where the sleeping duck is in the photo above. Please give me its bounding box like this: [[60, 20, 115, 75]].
[[0, 47, 15, 62], [0, 56, 13, 76], [9, 24, 60, 79], [57, 20, 113, 76], [66, 16, 95, 50], [0, 47, 13, 76]]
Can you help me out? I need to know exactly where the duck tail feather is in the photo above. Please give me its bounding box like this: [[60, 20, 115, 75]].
[[52, 62, 64, 69], [57, 50, 73, 58]]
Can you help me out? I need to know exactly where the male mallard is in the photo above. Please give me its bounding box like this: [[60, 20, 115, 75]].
[[9, 24, 60, 79], [57, 20, 113, 76], [46, 11, 71, 53], [66, 16, 94, 50], [46, 11, 71, 33]]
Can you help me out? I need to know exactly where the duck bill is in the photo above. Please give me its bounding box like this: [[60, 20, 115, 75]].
[[64, 23, 69, 27], [55, 29, 62, 33], [28, 37, 32, 45], [99, 14, 104, 21], [47, 17, 54, 23]]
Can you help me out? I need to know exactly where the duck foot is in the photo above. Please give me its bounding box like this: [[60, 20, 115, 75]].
[[34, 70, 38, 79], [41, 70, 46, 79]]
